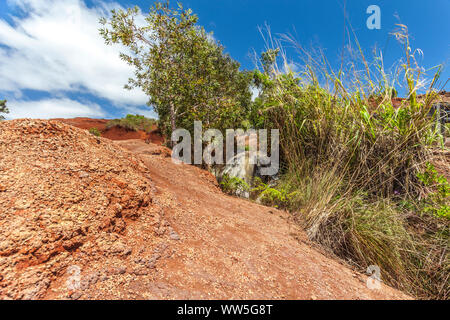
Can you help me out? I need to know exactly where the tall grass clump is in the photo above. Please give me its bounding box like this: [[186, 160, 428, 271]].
[[252, 25, 449, 299]]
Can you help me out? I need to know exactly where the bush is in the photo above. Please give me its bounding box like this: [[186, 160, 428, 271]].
[[249, 26, 448, 299], [219, 174, 250, 196], [88, 127, 101, 137], [106, 114, 157, 133], [251, 177, 296, 209]]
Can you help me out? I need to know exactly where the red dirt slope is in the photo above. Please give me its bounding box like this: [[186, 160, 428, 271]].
[[0, 120, 410, 300], [0, 120, 155, 299], [111, 139, 411, 300]]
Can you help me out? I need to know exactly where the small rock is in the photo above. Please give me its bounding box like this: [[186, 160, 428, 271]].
[[87, 272, 100, 285], [70, 291, 82, 300], [133, 268, 149, 276], [169, 229, 180, 241], [110, 242, 132, 256], [134, 257, 145, 265], [100, 274, 109, 282]]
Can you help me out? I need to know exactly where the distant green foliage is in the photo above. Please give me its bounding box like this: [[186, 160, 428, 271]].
[[88, 127, 101, 137], [0, 99, 9, 120], [106, 114, 156, 133]]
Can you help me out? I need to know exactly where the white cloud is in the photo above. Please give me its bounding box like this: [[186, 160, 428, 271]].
[[6, 98, 106, 119], [0, 0, 149, 118]]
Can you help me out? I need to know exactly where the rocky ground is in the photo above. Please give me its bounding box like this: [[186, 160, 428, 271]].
[[0, 119, 410, 299], [0, 120, 157, 299]]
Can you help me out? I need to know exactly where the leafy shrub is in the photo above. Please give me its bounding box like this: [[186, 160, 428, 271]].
[[106, 114, 157, 133], [88, 127, 101, 137], [100, 2, 252, 139], [417, 163, 450, 219], [219, 174, 250, 196], [251, 177, 296, 209]]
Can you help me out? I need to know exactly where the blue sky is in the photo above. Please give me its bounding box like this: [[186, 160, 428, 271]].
[[1, 0, 449, 119]]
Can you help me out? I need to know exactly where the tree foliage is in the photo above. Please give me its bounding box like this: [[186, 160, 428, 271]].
[[0, 100, 9, 120], [100, 1, 252, 138]]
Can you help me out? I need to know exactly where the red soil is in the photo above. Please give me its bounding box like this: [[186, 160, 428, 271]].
[[53, 117, 164, 145], [0, 120, 410, 300]]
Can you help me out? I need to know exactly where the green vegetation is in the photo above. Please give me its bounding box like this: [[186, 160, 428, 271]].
[[102, 2, 448, 299], [417, 163, 450, 219], [251, 177, 295, 209], [220, 174, 249, 196], [106, 114, 157, 133], [0, 99, 9, 120], [88, 127, 101, 137]]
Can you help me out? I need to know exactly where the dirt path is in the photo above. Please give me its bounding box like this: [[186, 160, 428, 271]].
[[111, 139, 410, 300]]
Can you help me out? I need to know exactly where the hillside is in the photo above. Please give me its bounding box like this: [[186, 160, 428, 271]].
[[53, 117, 164, 144], [0, 119, 409, 299]]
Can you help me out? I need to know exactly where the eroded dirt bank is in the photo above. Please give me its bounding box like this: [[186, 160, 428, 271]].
[[53, 117, 164, 144], [0, 120, 410, 299]]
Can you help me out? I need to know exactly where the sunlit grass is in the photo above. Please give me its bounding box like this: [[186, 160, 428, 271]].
[[251, 25, 449, 299]]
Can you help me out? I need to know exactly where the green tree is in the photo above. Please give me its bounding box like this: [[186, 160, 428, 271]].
[[248, 49, 280, 128], [100, 1, 251, 138], [0, 100, 9, 120]]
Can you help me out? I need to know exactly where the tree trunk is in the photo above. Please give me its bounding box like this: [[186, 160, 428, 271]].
[[170, 102, 176, 147]]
